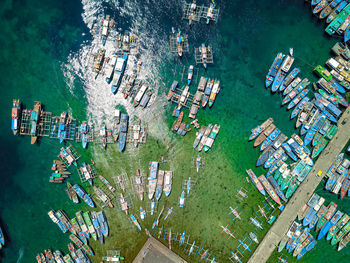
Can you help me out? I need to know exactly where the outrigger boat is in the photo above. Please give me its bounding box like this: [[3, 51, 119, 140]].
[[11, 99, 21, 135]]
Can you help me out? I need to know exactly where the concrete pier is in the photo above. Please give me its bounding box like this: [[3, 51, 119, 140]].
[[248, 107, 350, 263]]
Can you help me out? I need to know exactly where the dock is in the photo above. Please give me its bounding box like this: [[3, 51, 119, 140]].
[[132, 236, 187, 263], [247, 107, 350, 263]]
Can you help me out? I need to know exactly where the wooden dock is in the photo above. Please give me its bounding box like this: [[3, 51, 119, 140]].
[[247, 107, 350, 263]]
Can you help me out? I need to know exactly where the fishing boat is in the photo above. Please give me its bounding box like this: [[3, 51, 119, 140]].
[[203, 124, 220, 152], [316, 201, 337, 232], [260, 128, 280, 151], [266, 53, 284, 87], [162, 170, 173, 197], [338, 231, 350, 250], [250, 217, 263, 229], [280, 68, 300, 92], [99, 175, 116, 193], [304, 115, 326, 146], [66, 182, 79, 203], [332, 219, 350, 246], [111, 54, 128, 94], [11, 99, 21, 135], [249, 117, 274, 141], [198, 124, 213, 151], [179, 191, 185, 208], [167, 80, 178, 101], [254, 123, 276, 147], [80, 162, 93, 185], [72, 184, 95, 208], [311, 137, 328, 158], [30, 101, 42, 144], [78, 121, 89, 148], [246, 169, 266, 195], [291, 97, 310, 119], [208, 80, 220, 107], [271, 55, 294, 92], [155, 170, 164, 200], [171, 111, 184, 132], [327, 1, 348, 23], [341, 178, 350, 199], [256, 146, 276, 167], [202, 79, 214, 107], [130, 214, 141, 230], [193, 127, 206, 149], [313, 0, 328, 14], [258, 175, 282, 206], [267, 175, 287, 202], [94, 186, 113, 208], [318, 210, 344, 240], [76, 211, 89, 238], [287, 89, 309, 110], [119, 113, 129, 152], [320, 0, 341, 19], [283, 76, 301, 96], [278, 235, 289, 252], [187, 65, 194, 85]]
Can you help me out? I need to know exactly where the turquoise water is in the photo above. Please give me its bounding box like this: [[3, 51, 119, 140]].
[[0, 0, 349, 262]]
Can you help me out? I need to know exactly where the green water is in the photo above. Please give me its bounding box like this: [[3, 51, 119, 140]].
[[0, 0, 349, 262]]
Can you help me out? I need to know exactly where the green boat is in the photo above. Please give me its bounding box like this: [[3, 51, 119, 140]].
[[76, 211, 89, 238], [274, 170, 282, 181], [268, 215, 276, 225], [325, 4, 350, 35], [83, 212, 97, 241], [312, 132, 323, 147], [312, 137, 329, 158], [327, 214, 350, 241], [286, 180, 299, 199], [280, 176, 292, 191], [326, 125, 338, 140], [331, 220, 350, 246], [314, 65, 332, 81], [63, 254, 75, 263]]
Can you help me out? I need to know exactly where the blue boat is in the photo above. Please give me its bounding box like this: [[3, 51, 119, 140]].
[[187, 65, 194, 85], [79, 121, 89, 148], [58, 111, 67, 143], [317, 210, 343, 240], [327, 1, 348, 23], [91, 212, 104, 244], [313, 99, 338, 123], [264, 149, 285, 169], [287, 89, 309, 110], [344, 24, 350, 42], [330, 79, 346, 94], [297, 165, 312, 182], [179, 231, 186, 245], [0, 226, 5, 247], [260, 128, 280, 151], [256, 146, 275, 167], [303, 208, 317, 227], [267, 175, 287, 202], [72, 184, 95, 208], [280, 68, 300, 92], [265, 53, 284, 87], [290, 97, 310, 119], [271, 55, 294, 92], [111, 54, 128, 94], [281, 142, 298, 161], [311, 0, 322, 5], [118, 113, 129, 152], [304, 115, 326, 146]]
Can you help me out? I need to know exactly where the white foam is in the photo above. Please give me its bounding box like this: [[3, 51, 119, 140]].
[[63, 0, 174, 141]]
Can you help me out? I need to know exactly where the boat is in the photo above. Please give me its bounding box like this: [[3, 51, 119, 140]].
[[156, 170, 164, 201], [72, 184, 95, 208], [179, 191, 185, 208], [78, 121, 90, 148], [119, 113, 129, 152], [260, 128, 280, 151], [316, 201, 337, 232], [267, 176, 287, 202], [341, 178, 350, 199], [163, 170, 173, 196], [345, 23, 350, 42], [282, 78, 309, 105], [99, 175, 116, 193], [203, 124, 220, 152], [198, 124, 213, 151], [249, 117, 274, 141], [187, 65, 194, 85], [193, 128, 206, 150], [280, 68, 300, 92], [272, 133, 288, 149], [304, 114, 326, 146], [80, 162, 93, 185], [332, 220, 350, 245], [318, 210, 344, 240], [30, 101, 41, 144], [111, 54, 128, 94], [278, 235, 289, 252], [283, 76, 301, 96], [246, 169, 266, 195], [93, 48, 105, 79], [0, 227, 5, 248], [167, 81, 178, 101], [258, 175, 282, 206], [320, 0, 341, 19], [266, 53, 284, 87], [281, 142, 298, 162], [313, 0, 328, 14], [250, 217, 263, 230], [66, 182, 79, 203], [256, 146, 276, 167], [202, 79, 214, 107], [130, 214, 141, 230], [171, 111, 184, 132], [94, 186, 113, 208], [254, 123, 276, 147], [327, 1, 348, 23], [287, 89, 309, 110], [76, 248, 91, 263], [338, 231, 350, 250], [326, 4, 350, 34], [11, 99, 21, 135], [199, 44, 209, 69], [311, 137, 329, 158], [271, 55, 294, 92], [264, 148, 285, 169], [291, 97, 310, 119], [208, 80, 220, 107], [76, 211, 89, 238]]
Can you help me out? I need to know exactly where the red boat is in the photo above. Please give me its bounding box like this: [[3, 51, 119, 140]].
[[340, 179, 350, 199]]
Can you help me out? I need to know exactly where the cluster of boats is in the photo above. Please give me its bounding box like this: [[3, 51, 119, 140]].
[[147, 162, 173, 202], [193, 124, 220, 152], [50, 159, 71, 184], [185, 1, 219, 25], [309, 0, 350, 41], [324, 153, 350, 198], [36, 247, 91, 263], [46, 209, 109, 261], [279, 195, 350, 258]]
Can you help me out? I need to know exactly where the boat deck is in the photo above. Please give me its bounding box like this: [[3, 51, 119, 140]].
[[247, 107, 350, 263], [169, 35, 189, 55], [194, 46, 214, 65], [182, 3, 220, 23]]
